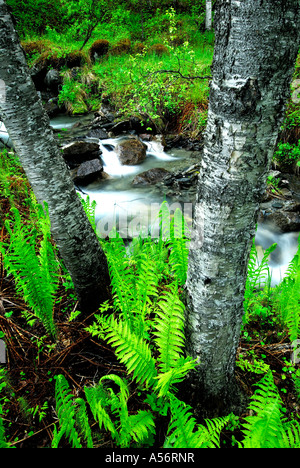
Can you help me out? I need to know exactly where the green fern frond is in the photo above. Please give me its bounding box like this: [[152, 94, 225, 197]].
[[155, 356, 197, 397], [244, 239, 276, 313], [52, 375, 82, 448], [274, 239, 300, 342], [168, 208, 190, 285], [84, 384, 118, 440], [78, 193, 97, 233], [103, 316, 157, 388], [0, 206, 59, 338], [241, 371, 284, 448], [165, 396, 228, 448], [153, 284, 187, 372]]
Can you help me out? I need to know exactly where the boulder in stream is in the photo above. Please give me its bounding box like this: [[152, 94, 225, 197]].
[[132, 168, 170, 185], [115, 138, 147, 165], [62, 140, 101, 168], [73, 159, 103, 185]]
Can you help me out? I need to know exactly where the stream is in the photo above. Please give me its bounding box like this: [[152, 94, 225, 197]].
[[1, 114, 299, 286]]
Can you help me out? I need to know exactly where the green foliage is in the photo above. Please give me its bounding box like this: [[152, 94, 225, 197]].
[[273, 140, 300, 168], [240, 371, 300, 448], [244, 238, 276, 317], [0, 369, 10, 449], [0, 205, 59, 339], [52, 375, 93, 448], [85, 374, 155, 447], [273, 236, 300, 342], [164, 395, 229, 448]]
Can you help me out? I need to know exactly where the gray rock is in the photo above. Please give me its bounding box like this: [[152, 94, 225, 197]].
[[132, 168, 170, 185], [62, 140, 100, 168], [116, 138, 147, 165], [73, 159, 103, 185]]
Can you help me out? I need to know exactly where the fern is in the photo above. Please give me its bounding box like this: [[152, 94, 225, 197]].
[[274, 237, 300, 342], [85, 374, 155, 447], [0, 206, 59, 338], [240, 370, 300, 448], [244, 238, 276, 316], [103, 315, 157, 388], [52, 375, 83, 448], [165, 395, 229, 448], [168, 208, 190, 285], [78, 193, 97, 233]]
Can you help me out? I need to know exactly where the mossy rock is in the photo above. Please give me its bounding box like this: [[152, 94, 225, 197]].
[[21, 39, 52, 57], [110, 38, 132, 56], [148, 43, 169, 56], [89, 39, 110, 62], [33, 50, 87, 70], [133, 42, 146, 55]]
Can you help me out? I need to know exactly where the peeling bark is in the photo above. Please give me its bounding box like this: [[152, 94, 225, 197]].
[[185, 0, 300, 413], [0, 0, 110, 313]]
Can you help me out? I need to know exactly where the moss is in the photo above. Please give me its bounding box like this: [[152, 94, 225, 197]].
[[133, 42, 146, 55], [89, 39, 110, 62], [32, 49, 88, 70], [21, 39, 52, 57], [110, 38, 132, 56], [148, 43, 169, 56]]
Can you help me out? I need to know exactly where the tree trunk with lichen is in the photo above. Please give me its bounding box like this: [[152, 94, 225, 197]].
[[0, 0, 110, 314], [185, 0, 300, 415]]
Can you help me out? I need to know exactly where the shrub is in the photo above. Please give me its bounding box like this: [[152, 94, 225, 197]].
[[89, 39, 110, 62]]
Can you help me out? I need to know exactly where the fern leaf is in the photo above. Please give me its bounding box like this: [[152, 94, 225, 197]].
[[153, 285, 186, 372], [52, 375, 82, 448], [165, 396, 228, 448], [241, 371, 284, 448], [0, 207, 59, 338], [103, 316, 157, 388]]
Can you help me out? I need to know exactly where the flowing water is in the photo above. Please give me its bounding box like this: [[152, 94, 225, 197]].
[[1, 114, 299, 286]]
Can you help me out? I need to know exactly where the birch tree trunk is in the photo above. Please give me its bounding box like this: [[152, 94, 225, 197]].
[[185, 0, 300, 413], [0, 0, 110, 313], [205, 0, 212, 31]]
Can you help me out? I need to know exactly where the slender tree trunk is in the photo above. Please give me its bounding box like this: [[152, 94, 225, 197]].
[[205, 0, 212, 31], [185, 0, 300, 414], [0, 0, 110, 313]]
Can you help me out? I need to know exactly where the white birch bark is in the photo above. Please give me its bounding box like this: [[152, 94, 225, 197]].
[[185, 0, 300, 411], [0, 0, 110, 313]]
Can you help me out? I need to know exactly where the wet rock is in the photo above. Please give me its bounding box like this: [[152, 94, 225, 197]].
[[44, 69, 62, 93], [115, 138, 147, 165], [44, 98, 60, 118], [73, 159, 103, 185], [132, 168, 170, 185], [62, 140, 101, 168], [259, 199, 300, 233]]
